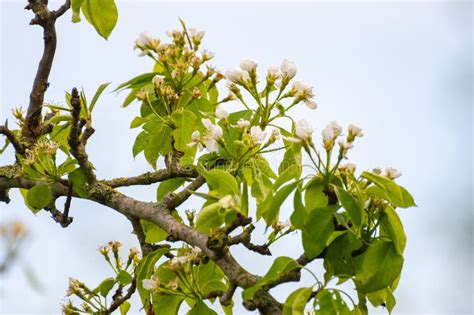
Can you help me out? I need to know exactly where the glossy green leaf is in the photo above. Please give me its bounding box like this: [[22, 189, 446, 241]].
[[96, 277, 115, 297], [242, 257, 299, 300], [313, 289, 351, 315], [259, 182, 297, 226], [142, 221, 167, 243], [188, 300, 217, 315], [152, 293, 184, 315], [301, 206, 337, 259], [144, 125, 172, 169], [282, 287, 312, 315], [354, 240, 404, 293], [136, 248, 169, 306], [81, 0, 118, 40], [89, 82, 110, 112], [132, 131, 148, 158], [380, 206, 406, 255], [361, 172, 415, 208], [68, 167, 90, 198], [334, 187, 363, 230], [195, 203, 227, 232], [171, 109, 197, 151], [116, 270, 133, 285], [305, 177, 328, 210], [26, 185, 52, 210], [194, 260, 227, 296], [203, 169, 239, 196], [119, 301, 131, 315], [71, 0, 85, 23], [157, 178, 186, 201], [115, 73, 156, 92], [290, 188, 306, 229]]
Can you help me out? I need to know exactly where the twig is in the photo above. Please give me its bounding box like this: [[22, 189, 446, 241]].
[[220, 283, 237, 306], [107, 279, 136, 313], [103, 167, 198, 188], [228, 225, 272, 256], [68, 88, 96, 183], [0, 126, 25, 155]]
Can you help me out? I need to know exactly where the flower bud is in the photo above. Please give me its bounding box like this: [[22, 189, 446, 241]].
[[280, 59, 297, 81]]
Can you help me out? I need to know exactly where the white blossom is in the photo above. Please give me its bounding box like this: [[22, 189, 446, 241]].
[[189, 28, 205, 43], [384, 167, 402, 180], [187, 131, 203, 150], [142, 278, 159, 291], [215, 105, 229, 120], [281, 59, 297, 80], [330, 121, 342, 137], [135, 32, 152, 48], [304, 99, 318, 110], [372, 167, 382, 175], [348, 123, 364, 138], [218, 195, 235, 209], [250, 126, 267, 144], [240, 59, 258, 72], [202, 119, 223, 139], [236, 118, 251, 129], [292, 80, 314, 99], [225, 67, 249, 83], [338, 139, 354, 158], [295, 119, 313, 141], [152, 75, 165, 88], [321, 125, 334, 143], [267, 65, 280, 79], [339, 163, 357, 173]]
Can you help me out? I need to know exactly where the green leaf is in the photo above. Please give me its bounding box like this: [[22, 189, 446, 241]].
[[188, 300, 217, 315], [96, 277, 115, 297], [157, 178, 186, 201], [323, 232, 360, 278], [171, 109, 197, 151], [20, 189, 40, 213], [290, 188, 306, 229], [361, 172, 415, 208], [116, 270, 133, 285], [119, 301, 131, 315], [301, 206, 337, 259], [136, 248, 169, 306], [242, 257, 299, 300], [130, 116, 149, 129], [259, 182, 297, 226], [27, 185, 52, 210], [68, 168, 90, 198], [334, 187, 363, 230], [141, 219, 168, 243], [314, 289, 351, 315], [144, 125, 172, 169], [282, 287, 312, 315], [115, 73, 156, 92], [203, 169, 239, 196], [195, 203, 227, 232], [152, 293, 184, 315], [354, 240, 404, 293], [380, 206, 407, 255], [89, 82, 110, 112], [133, 131, 148, 158], [81, 0, 118, 40], [71, 0, 85, 22], [305, 177, 328, 210], [194, 261, 226, 296]]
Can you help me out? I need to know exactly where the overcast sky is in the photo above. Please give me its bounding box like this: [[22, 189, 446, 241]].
[[0, 0, 472, 314]]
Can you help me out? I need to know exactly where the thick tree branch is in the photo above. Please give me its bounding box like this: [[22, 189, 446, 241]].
[[22, 0, 70, 141]]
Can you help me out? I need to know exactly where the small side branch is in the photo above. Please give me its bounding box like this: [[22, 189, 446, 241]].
[[103, 168, 198, 188], [0, 125, 25, 155], [106, 279, 136, 313], [68, 88, 96, 183], [228, 225, 271, 256]]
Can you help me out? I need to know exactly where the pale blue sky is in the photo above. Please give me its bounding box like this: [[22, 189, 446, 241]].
[[0, 1, 472, 314]]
